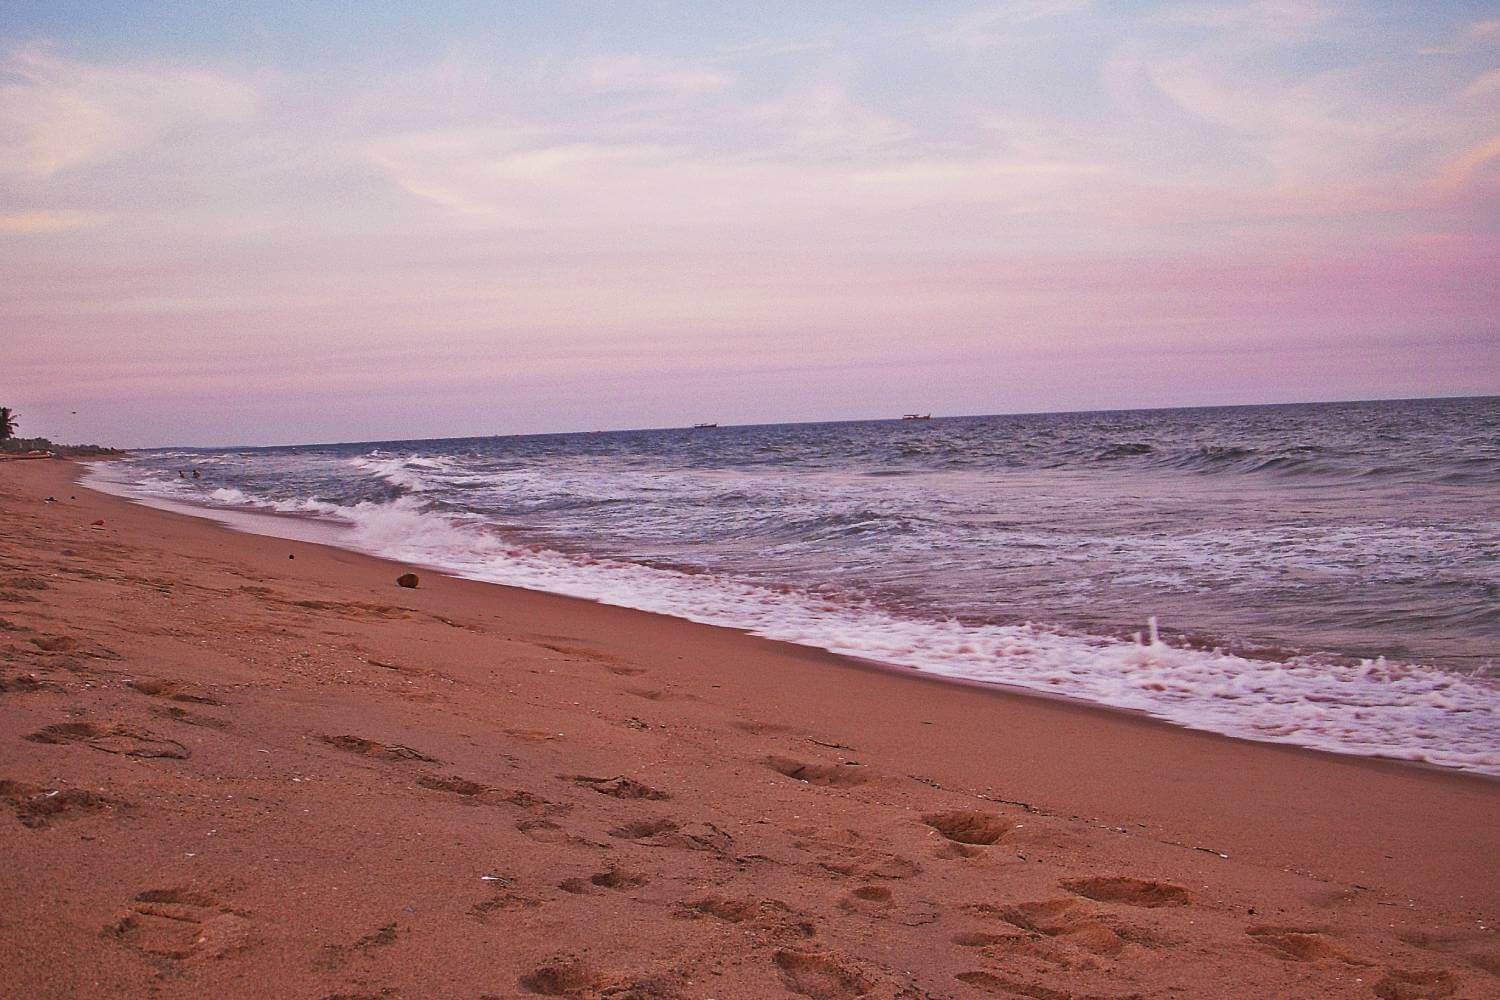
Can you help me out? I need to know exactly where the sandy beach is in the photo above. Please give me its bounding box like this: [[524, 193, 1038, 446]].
[[1, 458, 1495, 999]]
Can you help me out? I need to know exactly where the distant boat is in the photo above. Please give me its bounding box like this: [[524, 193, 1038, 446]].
[[693, 422, 718, 429], [901, 413, 932, 421]]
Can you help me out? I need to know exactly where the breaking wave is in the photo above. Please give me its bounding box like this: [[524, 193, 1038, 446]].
[[89, 396, 1500, 777], [88, 468, 1500, 776]]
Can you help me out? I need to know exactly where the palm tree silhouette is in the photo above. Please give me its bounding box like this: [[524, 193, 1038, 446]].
[[0, 407, 16, 441]]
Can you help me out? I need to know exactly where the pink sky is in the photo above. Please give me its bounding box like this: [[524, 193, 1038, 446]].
[[2, 2, 1497, 446]]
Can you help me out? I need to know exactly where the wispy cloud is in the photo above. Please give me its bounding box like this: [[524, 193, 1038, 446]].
[[1437, 134, 1500, 192], [1154, 0, 1334, 40], [571, 54, 733, 96], [1419, 16, 1500, 55], [0, 209, 111, 233], [1462, 68, 1500, 99], [929, 1, 1093, 50], [0, 46, 255, 179]]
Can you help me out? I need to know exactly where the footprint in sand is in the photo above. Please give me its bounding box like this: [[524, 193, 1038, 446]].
[[417, 774, 488, 796], [955, 970, 1073, 999], [772, 951, 874, 999], [1245, 924, 1368, 964], [1398, 929, 1500, 977], [731, 719, 799, 736], [952, 931, 1014, 948], [519, 957, 602, 995], [517, 818, 575, 844], [0, 672, 54, 694], [27, 635, 119, 660], [766, 756, 871, 787], [682, 896, 817, 942], [419, 773, 564, 813], [1, 778, 119, 828], [469, 889, 543, 921], [819, 849, 922, 880], [27, 721, 188, 759], [571, 774, 670, 800], [518, 956, 681, 998], [505, 728, 565, 743], [839, 885, 895, 918], [538, 642, 646, 676], [559, 868, 649, 894], [792, 828, 923, 880], [105, 888, 251, 962], [609, 817, 733, 854], [319, 734, 437, 763], [127, 677, 222, 705], [24, 721, 99, 744], [921, 810, 1014, 846], [150, 704, 231, 730], [990, 899, 1131, 957], [315, 922, 401, 969], [952, 928, 1097, 973], [1371, 968, 1460, 1000], [590, 868, 649, 890], [284, 598, 410, 621], [609, 817, 679, 840], [438, 779, 561, 815], [1061, 875, 1191, 908], [839, 884, 939, 927]]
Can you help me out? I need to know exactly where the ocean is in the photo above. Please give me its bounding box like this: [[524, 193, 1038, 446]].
[[90, 396, 1499, 775]]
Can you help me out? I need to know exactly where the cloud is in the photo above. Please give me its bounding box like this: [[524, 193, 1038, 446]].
[[0, 209, 111, 233], [741, 77, 911, 157], [1152, 0, 1336, 46], [720, 39, 837, 59], [1419, 16, 1500, 55], [1462, 68, 1500, 99], [363, 128, 678, 220], [1097, 1, 1500, 203], [929, 1, 1093, 50], [1437, 134, 1500, 192], [0, 46, 256, 179], [572, 54, 733, 96]]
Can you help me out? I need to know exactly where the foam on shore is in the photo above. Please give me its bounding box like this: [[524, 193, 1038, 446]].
[[86, 462, 1500, 776]]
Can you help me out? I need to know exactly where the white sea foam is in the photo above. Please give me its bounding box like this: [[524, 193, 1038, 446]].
[[348, 454, 440, 492], [122, 475, 343, 518], [209, 486, 255, 505], [97, 466, 1500, 777], [313, 496, 1498, 775]]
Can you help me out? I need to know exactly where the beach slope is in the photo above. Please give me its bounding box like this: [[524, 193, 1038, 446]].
[[1, 460, 1495, 998]]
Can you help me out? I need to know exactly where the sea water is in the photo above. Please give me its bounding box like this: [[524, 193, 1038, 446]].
[[91, 396, 1500, 774]]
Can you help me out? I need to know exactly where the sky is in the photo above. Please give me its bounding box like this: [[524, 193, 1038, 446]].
[[2, 1, 1497, 448]]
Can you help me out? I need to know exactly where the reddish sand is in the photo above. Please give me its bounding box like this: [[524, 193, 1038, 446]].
[[1, 459, 1496, 999]]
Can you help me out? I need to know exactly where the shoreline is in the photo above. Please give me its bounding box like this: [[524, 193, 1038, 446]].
[[3, 458, 1497, 998], [82, 460, 1497, 783]]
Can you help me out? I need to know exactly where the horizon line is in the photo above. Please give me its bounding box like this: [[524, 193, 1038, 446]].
[[113, 391, 1499, 452]]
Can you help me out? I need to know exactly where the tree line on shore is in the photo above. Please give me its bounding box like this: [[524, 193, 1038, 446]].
[[0, 406, 122, 456]]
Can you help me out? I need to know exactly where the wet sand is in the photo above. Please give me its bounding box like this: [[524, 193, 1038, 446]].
[[1, 459, 1496, 999]]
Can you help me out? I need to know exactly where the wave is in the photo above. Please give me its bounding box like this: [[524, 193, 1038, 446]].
[[1096, 442, 1153, 460], [100, 473, 1500, 776], [340, 501, 1500, 774], [348, 454, 440, 492]]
